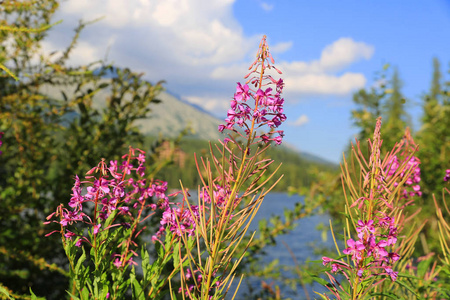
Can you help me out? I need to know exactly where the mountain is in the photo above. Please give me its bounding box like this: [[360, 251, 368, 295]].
[[39, 79, 334, 166], [134, 91, 224, 141], [39, 80, 224, 141]]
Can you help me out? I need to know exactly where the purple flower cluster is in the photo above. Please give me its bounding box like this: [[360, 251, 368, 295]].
[[444, 169, 450, 182], [153, 184, 241, 242], [386, 155, 421, 199], [199, 184, 239, 210], [218, 36, 286, 145], [46, 147, 169, 267], [323, 217, 400, 282], [153, 202, 200, 240], [219, 81, 286, 145]]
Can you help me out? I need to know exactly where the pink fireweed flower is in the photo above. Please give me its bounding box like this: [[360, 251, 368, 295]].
[[45, 147, 163, 277], [218, 36, 286, 145], [154, 202, 200, 239], [235, 82, 250, 102], [322, 257, 350, 273], [60, 209, 85, 226], [386, 155, 422, 200], [367, 237, 389, 260], [343, 238, 365, 262], [356, 219, 375, 240], [64, 231, 77, 239], [444, 169, 450, 182], [199, 184, 239, 211], [322, 256, 333, 266], [93, 224, 101, 235], [387, 252, 401, 263], [384, 267, 398, 281], [113, 258, 122, 269]]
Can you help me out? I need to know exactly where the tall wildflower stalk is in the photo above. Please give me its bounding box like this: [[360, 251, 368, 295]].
[[319, 117, 424, 299], [154, 35, 286, 299]]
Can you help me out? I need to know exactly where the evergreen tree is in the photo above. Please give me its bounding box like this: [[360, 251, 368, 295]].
[[383, 67, 410, 150], [350, 66, 410, 156], [417, 58, 450, 208]]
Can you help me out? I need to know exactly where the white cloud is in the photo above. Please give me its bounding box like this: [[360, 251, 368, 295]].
[[271, 41, 293, 54], [212, 37, 373, 98], [183, 95, 230, 112], [41, 1, 373, 117], [291, 114, 309, 127], [260, 2, 274, 11], [319, 38, 374, 72], [284, 73, 367, 96]]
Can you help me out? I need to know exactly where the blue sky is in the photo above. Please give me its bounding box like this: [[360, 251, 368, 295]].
[[44, 0, 450, 163]]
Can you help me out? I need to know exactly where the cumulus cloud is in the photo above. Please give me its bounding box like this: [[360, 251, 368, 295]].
[[212, 37, 374, 98], [260, 2, 274, 11], [183, 95, 231, 113], [319, 38, 374, 72], [270, 41, 293, 54], [41, 1, 373, 117], [284, 73, 367, 96], [291, 114, 309, 127]]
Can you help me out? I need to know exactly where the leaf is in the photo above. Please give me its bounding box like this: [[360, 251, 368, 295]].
[[130, 268, 143, 299], [75, 247, 87, 275], [66, 291, 81, 300], [368, 292, 398, 299], [304, 269, 329, 286], [98, 82, 109, 89], [30, 287, 45, 300], [29, 288, 37, 300], [0, 286, 13, 300], [394, 278, 422, 299], [172, 241, 180, 269], [417, 257, 432, 278]]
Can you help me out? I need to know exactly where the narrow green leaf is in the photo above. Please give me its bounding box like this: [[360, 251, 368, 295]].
[[173, 242, 180, 269], [0, 286, 13, 300], [66, 291, 81, 300], [394, 278, 422, 299], [29, 288, 37, 300], [75, 246, 87, 275], [369, 292, 398, 299], [417, 258, 432, 278]]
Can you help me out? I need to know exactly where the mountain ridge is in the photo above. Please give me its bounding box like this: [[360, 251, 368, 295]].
[[39, 80, 333, 166]]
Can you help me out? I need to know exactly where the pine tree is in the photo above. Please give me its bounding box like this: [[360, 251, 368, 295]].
[[383, 68, 410, 150], [417, 58, 450, 207]]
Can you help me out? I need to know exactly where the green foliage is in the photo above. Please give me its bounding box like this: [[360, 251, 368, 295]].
[[0, 1, 165, 298], [351, 65, 410, 151], [417, 58, 450, 205], [149, 137, 334, 192]]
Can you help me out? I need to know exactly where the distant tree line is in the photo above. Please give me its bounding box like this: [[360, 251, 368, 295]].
[[146, 137, 335, 193]]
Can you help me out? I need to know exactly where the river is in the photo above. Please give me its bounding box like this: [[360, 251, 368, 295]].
[[232, 192, 336, 299]]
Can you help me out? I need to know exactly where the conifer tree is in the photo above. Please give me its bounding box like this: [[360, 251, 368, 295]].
[[417, 58, 450, 208], [383, 68, 410, 150]]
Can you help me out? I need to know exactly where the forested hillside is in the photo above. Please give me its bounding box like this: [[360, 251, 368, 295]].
[[145, 137, 336, 192]]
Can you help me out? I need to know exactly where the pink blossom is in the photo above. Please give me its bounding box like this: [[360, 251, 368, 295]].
[[343, 238, 365, 262], [444, 169, 450, 182]]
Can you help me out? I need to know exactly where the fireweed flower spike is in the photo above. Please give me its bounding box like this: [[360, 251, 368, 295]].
[[158, 36, 286, 299], [319, 118, 423, 299], [45, 147, 174, 299], [219, 35, 286, 146]]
